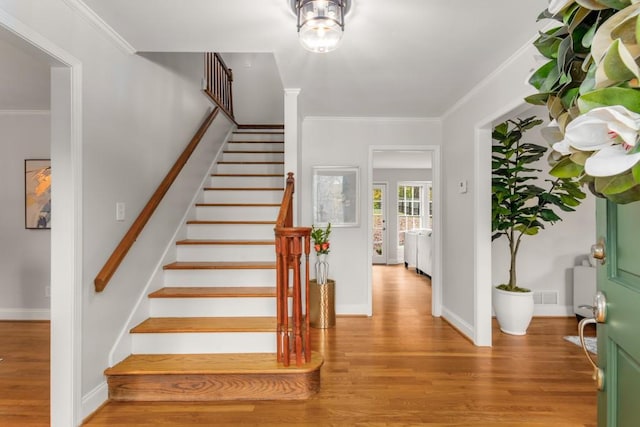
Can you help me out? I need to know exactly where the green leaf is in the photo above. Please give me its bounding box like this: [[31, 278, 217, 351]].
[[595, 172, 637, 194], [596, 0, 631, 10], [632, 161, 640, 183], [549, 156, 585, 178], [529, 60, 559, 91], [596, 38, 640, 85], [578, 87, 640, 113], [525, 92, 552, 105]]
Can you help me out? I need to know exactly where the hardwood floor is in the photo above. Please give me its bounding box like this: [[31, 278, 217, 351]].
[[0, 266, 597, 426], [0, 320, 49, 427]]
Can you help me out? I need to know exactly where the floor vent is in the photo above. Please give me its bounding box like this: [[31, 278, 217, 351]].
[[533, 290, 559, 305]]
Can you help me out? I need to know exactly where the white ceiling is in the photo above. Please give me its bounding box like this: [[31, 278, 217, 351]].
[[81, 0, 548, 118]]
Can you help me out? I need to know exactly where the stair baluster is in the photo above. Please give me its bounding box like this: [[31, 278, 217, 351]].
[[275, 173, 312, 366]]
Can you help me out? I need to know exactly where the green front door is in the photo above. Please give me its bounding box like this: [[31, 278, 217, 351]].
[[596, 199, 640, 426]]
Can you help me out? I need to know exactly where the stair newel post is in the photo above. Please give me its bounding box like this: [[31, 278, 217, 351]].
[[304, 232, 311, 363]]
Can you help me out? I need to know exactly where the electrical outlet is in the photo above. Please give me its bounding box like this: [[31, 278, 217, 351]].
[[116, 202, 125, 221]]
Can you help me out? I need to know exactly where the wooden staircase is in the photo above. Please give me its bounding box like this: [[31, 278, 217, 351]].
[[104, 126, 323, 402]]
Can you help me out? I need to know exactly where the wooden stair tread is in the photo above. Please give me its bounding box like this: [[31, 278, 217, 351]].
[[211, 173, 284, 177], [175, 239, 274, 245], [131, 316, 278, 333], [163, 261, 276, 270], [195, 203, 280, 207], [223, 150, 285, 154], [203, 187, 283, 191], [218, 161, 284, 164], [105, 352, 322, 376], [186, 220, 276, 225], [237, 124, 284, 130], [149, 286, 277, 298], [233, 131, 284, 135], [228, 140, 284, 144]]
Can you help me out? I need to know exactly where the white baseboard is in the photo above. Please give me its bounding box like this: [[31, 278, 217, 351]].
[[441, 306, 474, 342], [82, 381, 108, 420], [336, 304, 370, 316], [534, 305, 573, 317], [0, 308, 50, 320]]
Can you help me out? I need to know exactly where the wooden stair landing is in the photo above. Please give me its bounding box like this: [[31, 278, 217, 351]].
[[105, 352, 323, 402]]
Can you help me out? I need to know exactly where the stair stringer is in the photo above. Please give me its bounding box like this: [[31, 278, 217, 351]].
[[108, 126, 235, 368]]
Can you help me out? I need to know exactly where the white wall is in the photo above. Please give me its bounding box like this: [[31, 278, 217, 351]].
[[491, 110, 596, 316], [439, 40, 571, 343], [0, 112, 51, 318], [301, 118, 441, 314], [0, 0, 234, 416], [221, 53, 284, 124], [0, 35, 50, 109], [372, 168, 433, 264]]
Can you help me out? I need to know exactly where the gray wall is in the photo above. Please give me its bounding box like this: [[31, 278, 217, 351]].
[[0, 113, 51, 318]]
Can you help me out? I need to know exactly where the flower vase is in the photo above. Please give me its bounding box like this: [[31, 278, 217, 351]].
[[315, 253, 329, 285]]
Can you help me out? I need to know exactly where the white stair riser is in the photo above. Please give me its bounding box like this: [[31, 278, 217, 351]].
[[196, 206, 280, 221], [210, 176, 284, 188], [216, 163, 284, 175], [222, 152, 284, 162], [203, 190, 282, 204], [150, 297, 288, 317], [187, 223, 275, 240], [164, 269, 276, 287], [230, 133, 283, 142], [132, 332, 276, 354], [176, 245, 276, 262], [227, 142, 284, 152]]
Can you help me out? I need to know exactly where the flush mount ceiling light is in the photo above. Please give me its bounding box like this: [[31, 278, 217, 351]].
[[291, 0, 351, 53]]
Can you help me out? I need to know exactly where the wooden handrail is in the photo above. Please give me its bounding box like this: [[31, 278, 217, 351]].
[[204, 52, 236, 125], [94, 108, 220, 292], [275, 173, 312, 367]]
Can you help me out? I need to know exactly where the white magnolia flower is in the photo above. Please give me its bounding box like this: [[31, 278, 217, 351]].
[[548, 0, 575, 14], [552, 105, 640, 156], [585, 144, 640, 176]]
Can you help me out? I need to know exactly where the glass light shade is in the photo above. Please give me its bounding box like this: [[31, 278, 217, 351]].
[[296, 0, 345, 53]]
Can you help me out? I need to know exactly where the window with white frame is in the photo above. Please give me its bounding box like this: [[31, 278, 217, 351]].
[[397, 182, 432, 247]]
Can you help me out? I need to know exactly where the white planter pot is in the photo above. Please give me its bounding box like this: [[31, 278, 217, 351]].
[[492, 287, 534, 335]]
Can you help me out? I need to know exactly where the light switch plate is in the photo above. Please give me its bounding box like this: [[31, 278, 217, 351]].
[[116, 202, 125, 221], [458, 180, 467, 194]]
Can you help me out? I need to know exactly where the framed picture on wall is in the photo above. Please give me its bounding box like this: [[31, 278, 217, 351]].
[[24, 159, 51, 229], [312, 166, 359, 227]]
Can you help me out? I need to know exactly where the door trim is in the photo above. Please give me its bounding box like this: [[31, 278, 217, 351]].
[[0, 10, 84, 426]]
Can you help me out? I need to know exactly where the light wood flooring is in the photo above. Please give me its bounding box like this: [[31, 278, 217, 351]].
[[1, 265, 597, 426]]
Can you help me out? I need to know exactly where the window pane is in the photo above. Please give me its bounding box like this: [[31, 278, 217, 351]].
[[405, 187, 412, 199], [413, 186, 421, 200]]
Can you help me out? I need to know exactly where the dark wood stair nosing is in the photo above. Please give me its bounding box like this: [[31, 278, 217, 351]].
[[186, 220, 277, 225], [175, 239, 275, 245], [163, 261, 277, 270], [203, 187, 284, 191], [217, 161, 284, 165]]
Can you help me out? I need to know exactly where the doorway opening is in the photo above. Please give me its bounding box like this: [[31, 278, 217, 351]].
[[0, 17, 83, 425], [368, 146, 441, 317]]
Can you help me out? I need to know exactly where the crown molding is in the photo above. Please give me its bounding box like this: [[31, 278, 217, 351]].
[[61, 0, 136, 55]]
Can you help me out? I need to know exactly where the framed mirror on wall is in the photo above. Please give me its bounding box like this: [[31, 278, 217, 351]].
[[312, 166, 359, 227]]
